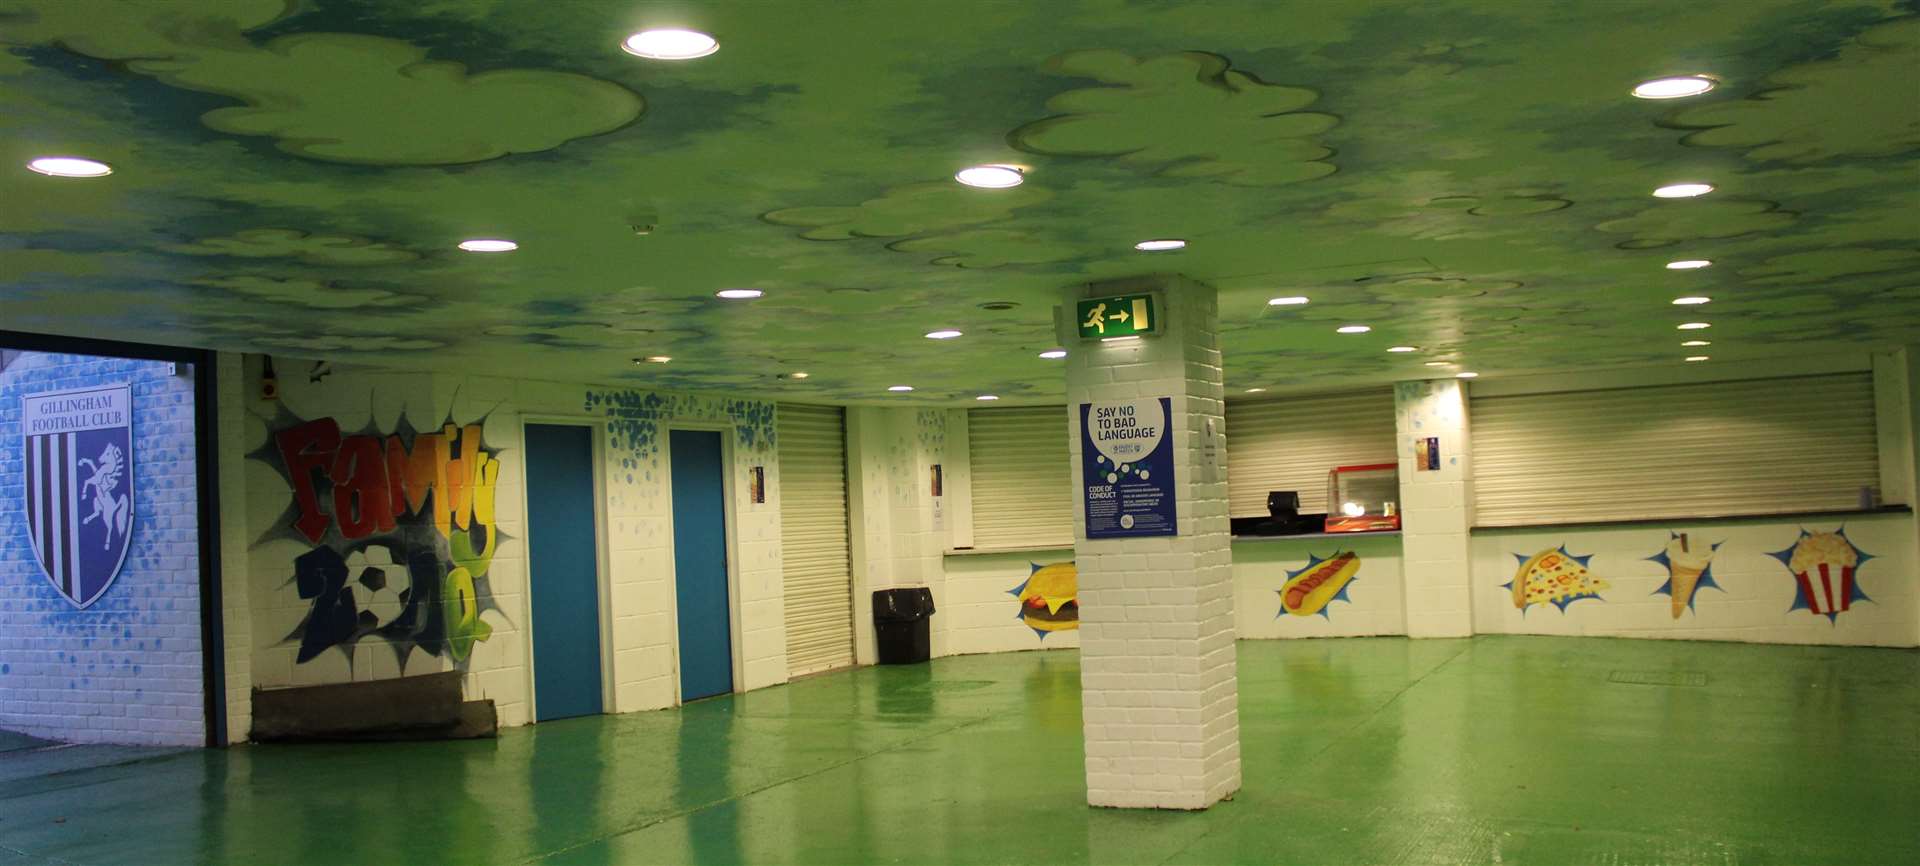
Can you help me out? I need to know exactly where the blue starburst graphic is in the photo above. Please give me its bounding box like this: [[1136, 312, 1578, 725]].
[[1767, 526, 1873, 623]]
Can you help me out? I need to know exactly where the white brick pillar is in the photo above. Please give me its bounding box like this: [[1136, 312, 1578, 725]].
[[1394, 379, 1475, 637], [1062, 275, 1240, 810]]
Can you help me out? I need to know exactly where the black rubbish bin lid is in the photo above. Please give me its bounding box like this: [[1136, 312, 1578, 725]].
[[872, 586, 936, 621]]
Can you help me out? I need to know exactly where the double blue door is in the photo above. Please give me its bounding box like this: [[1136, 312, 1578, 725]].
[[670, 430, 734, 701], [526, 424, 603, 721]]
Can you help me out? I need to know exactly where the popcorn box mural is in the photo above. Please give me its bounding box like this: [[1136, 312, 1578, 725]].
[[1770, 527, 1873, 622]]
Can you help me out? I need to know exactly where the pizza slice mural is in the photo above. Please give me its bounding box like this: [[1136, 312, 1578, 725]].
[[1506, 546, 1608, 612]]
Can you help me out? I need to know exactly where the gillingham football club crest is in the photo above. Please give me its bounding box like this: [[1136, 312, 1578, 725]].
[[21, 385, 134, 608]]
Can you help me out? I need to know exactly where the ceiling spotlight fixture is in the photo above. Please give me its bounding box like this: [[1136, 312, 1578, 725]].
[[1681, 340, 1711, 347], [888, 385, 914, 392], [954, 164, 1024, 189], [1685, 355, 1711, 362], [458, 239, 517, 252], [1653, 182, 1714, 198], [976, 395, 1000, 401], [1134, 239, 1187, 252], [781, 371, 810, 380], [1425, 361, 1452, 367], [1268, 296, 1310, 306], [1038, 349, 1067, 359], [1632, 75, 1717, 99], [1456, 371, 1479, 379], [1101, 335, 1141, 343], [1677, 321, 1712, 330], [634, 355, 671, 364], [1387, 346, 1418, 353], [27, 156, 112, 178], [1672, 296, 1712, 305], [924, 329, 963, 339], [1666, 259, 1713, 270], [1245, 388, 1266, 393], [715, 288, 764, 299], [978, 300, 1020, 311], [1336, 325, 1371, 334], [621, 29, 718, 60]]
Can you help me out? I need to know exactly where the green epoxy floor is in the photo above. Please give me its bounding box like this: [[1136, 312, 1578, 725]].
[[2, 636, 1916, 865]]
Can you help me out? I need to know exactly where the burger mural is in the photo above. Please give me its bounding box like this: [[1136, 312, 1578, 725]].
[[1011, 562, 1079, 636]]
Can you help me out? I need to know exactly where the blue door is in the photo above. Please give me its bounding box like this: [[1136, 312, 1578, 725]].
[[526, 424, 604, 721], [670, 429, 734, 701]]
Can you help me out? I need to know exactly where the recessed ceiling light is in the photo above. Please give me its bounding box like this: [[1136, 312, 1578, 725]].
[[458, 239, 517, 252], [1632, 76, 1716, 99], [1101, 335, 1140, 343], [1681, 340, 1711, 347], [1666, 259, 1713, 270], [782, 371, 810, 380], [1134, 239, 1186, 252], [1268, 296, 1310, 306], [1425, 361, 1452, 367], [1336, 325, 1371, 334], [925, 329, 963, 339], [1387, 346, 1418, 353], [1653, 183, 1714, 198], [954, 165, 1024, 188], [635, 356, 671, 364], [888, 385, 913, 392], [715, 288, 764, 299], [1672, 296, 1711, 305], [1245, 388, 1266, 393], [1456, 372, 1479, 379], [1685, 355, 1711, 362], [621, 29, 718, 60], [27, 156, 112, 177], [975, 395, 999, 401], [1677, 322, 1711, 330], [1038, 349, 1067, 359]]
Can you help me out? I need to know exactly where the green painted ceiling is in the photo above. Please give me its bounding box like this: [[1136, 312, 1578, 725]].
[[4, 0, 1918, 404]]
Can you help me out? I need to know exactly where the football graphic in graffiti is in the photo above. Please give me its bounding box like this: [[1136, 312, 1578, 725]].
[[1277, 551, 1360, 618], [1769, 528, 1873, 622], [1011, 562, 1079, 636], [1648, 532, 1723, 618], [21, 385, 135, 608], [1507, 546, 1607, 612]]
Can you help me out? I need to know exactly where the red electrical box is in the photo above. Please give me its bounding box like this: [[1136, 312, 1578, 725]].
[[1324, 463, 1401, 533]]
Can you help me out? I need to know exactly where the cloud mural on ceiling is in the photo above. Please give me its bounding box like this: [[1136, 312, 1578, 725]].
[[1010, 50, 1338, 186], [1670, 17, 1920, 163], [0, 0, 642, 165], [192, 275, 424, 310], [763, 182, 1054, 241], [1739, 248, 1920, 284], [887, 229, 1088, 268], [1592, 199, 1798, 249], [1366, 276, 1522, 302], [165, 229, 419, 265]]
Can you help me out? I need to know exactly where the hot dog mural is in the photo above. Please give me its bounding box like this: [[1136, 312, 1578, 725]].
[[1506, 546, 1607, 612], [1011, 562, 1079, 637], [1768, 527, 1873, 622], [1277, 551, 1361, 619], [1648, 532, 1723, 618]]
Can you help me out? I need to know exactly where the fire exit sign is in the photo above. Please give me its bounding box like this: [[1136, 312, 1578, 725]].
[[1076, 294, 1158, 340]]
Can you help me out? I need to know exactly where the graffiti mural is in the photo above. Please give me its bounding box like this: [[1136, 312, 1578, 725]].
[[1769, 528, 1874, 622], [1648, 532, 1723, 619], [1011, 562, 1078, 637], [267, 416, 502, 664], [1278, 551, 1361, 619], [1507, 546, 1607, 612]]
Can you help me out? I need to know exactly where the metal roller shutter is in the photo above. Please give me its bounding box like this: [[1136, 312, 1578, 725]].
[[969, 406, 1074, 550], [1471, 373, 1881, 527], [778, 404, 855, 676], [1225, 389, 1398, 517]]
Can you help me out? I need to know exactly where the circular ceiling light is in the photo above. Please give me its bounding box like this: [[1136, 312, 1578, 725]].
[[1677, 321, 1712, 330], [1134, 239, 1186, 252], [954, 165, 1023, 189], [458, 239, 517, 252], [1632, 76, 1716, 99], [1666, 259, 1713, 270], [925, 329, 963, 339], [1038, 349, 1067, 359], [715, 288, 764, 299], [1653, 182, 1714, 198], [1424, 360, 1452, 367], [888, 385, 914, 392], [1387, 345, 1418, 353], [975, 395, 999, 401], [1336, 325, 1372, 334], [1672, 296, 1711, 305], [622, 29, 718, 60], [1681, 340, 1711, 347], [1245, 388, 1266, 393], [1268, 296, 1310, 306], [1685, 355, 1711, 362], [27, 156, 112, 177], [634, 355, 671, 364], [1456, 372, 1479, 379]]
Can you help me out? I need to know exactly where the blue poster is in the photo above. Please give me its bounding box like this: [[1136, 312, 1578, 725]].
[[1081, 397, 1177, 538]]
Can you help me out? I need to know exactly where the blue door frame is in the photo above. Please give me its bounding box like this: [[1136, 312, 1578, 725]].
[[525, 423, 605, 721], [669, 429, 734, 702]]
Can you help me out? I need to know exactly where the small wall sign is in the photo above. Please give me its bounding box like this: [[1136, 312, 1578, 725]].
[[1080, 397, 1177, 538], [1415, 436, 1440, 471]]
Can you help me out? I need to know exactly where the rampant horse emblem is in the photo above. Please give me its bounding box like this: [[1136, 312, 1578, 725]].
[[21, 385, 135, 608]]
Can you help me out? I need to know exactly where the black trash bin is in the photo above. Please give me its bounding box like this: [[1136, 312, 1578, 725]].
[[872, 587, 936, 665]]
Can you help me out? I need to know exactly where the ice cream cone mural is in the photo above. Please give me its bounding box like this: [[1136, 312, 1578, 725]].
[[1648, 532, 1723, 618], [1277, 551, 1361, 619], [1506, 546, 1608, 612], [1011, 562, 1079, 637], [1768, 528, 1873, 622]]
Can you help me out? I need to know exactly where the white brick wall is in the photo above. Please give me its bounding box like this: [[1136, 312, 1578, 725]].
[[0, 351, 204, 746], [1395, 379, 1475, 637]]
